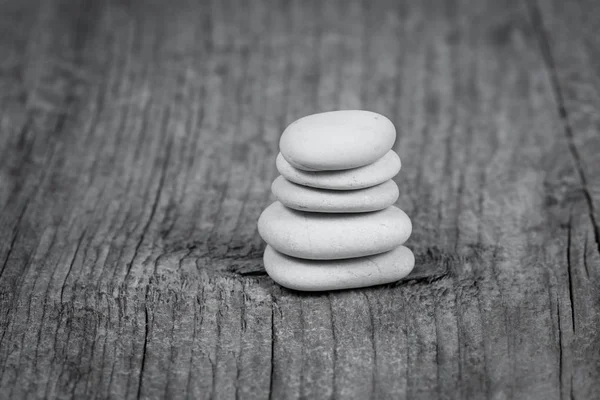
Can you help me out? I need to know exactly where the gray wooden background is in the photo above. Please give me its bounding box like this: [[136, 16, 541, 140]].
[[1, 0, 599, 398]]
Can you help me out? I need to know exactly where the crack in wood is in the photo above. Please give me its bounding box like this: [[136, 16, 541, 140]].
[[136, 285, 151, 400], [566, 214, 577, 333]]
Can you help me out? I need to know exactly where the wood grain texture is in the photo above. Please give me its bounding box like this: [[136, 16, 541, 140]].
[[0, 0, 599, 398]]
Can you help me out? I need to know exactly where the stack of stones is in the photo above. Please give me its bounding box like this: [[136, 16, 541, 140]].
[[258, 110, 414, 291]]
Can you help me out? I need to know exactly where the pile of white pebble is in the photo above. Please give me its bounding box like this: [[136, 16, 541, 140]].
[[258, 110, 414, 291]]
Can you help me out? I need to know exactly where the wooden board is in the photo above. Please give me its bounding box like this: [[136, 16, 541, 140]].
[[0, 0, 599, 398]]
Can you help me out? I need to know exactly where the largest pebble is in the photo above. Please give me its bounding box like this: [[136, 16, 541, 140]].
[[257, 201, 412, 260]]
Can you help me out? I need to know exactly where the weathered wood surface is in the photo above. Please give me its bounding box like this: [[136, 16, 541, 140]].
[[0, 0, 599, 398]]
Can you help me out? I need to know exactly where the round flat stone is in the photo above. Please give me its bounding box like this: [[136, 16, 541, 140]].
[[263, 245, 415, 291], [279, 110, 396, 171], [257, 201, 412, 260], [276, 150, 401, 190], [272, 176, 398, 213]]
